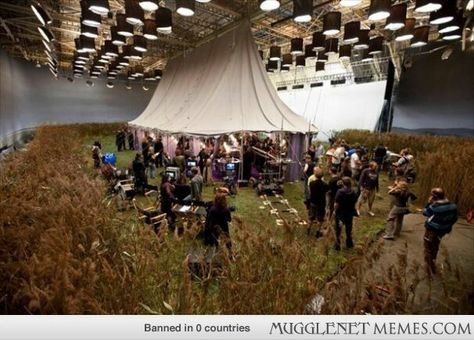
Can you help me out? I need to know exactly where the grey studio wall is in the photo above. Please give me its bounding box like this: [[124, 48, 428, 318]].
[[392, 45, 474, 137], [0, 49, 155, 146]]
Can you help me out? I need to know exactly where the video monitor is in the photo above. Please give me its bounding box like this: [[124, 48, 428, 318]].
[[226, 163, 236, 171], [165, 171, 176, 179], [186, 160, 197, 168]]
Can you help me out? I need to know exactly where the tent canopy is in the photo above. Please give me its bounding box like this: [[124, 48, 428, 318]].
[[129, 21, 316, 136]]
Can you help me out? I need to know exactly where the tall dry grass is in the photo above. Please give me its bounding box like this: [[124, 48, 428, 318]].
[[334, 130, 474, 215]]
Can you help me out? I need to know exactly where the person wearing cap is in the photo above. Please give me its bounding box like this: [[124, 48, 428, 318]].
[[383, 181, 417, 240], [423, 188, 458, 274]]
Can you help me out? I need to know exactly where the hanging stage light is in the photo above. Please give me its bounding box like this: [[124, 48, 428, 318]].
[[107, 81, 115, 88], [128, 70, 136, 80], [111, 26, 126, 45], [154, 69, 163, 79], [31, 3, 52, 26], [269, 45, 281, 61], [130, 48, 143, 60], [88, 0, 110, 16], [442, 29, 462, 40], [282, 53, 293, 67], [305, 44, 316, 59], [77, 52, 90, 61], [339, 44, 352, 60], [133, 35, 147, 52], [368, 36, 384, 54], [118, 54, 130, 66], [156, 6, 173, 34], [343, 21, 360, 43], [295, 55, 306, 68], [116, 13, 134, 37], [315, 60, 325, 71], [368, 0, 390, 21], [266, 60, 278, 72], [323, 11, 341, 35], [438, 12, 462, 34], [143, 19, 158, 40], [361, 50, 373, 62], [385, 3, 407, 31], [260, 0, 280, 11], [411, 26, 430, 47], [122, 45, 132, 59], [42, 40, 52, 52], [354, 29, 369, 49], [145, 72, 156, 81], [396, 18, 416, 41], [290, 38, 304, 55], [281, 65, 290, 73], [80, 35, 96, 52], [293, 0, 312, 23], [125, 0, 144, 25], [312, 31, 325, 51], [104, 40, 119, 57], [317, 50, 328, 62], [430, 0, 456, 25], [139, 0, 159, 12], [340, 0, 362, 7], [38, 26, 54, 42], [107, 72, 116, 80], [176, 0, 195, 17], [415, 0, 442, 13], [81, 1, 101, 27], [81, 23, 98, 38], [324, 38, 339, 55], [133, 65, 144, 77]]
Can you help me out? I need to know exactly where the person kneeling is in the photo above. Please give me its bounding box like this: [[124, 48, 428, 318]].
[[204, 193, 232, 252]]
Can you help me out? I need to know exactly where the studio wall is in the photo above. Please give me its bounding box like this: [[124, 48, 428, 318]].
[[392, 45, 474, 137], [277, 81, 387, 141], [0, 49, 155, 146]]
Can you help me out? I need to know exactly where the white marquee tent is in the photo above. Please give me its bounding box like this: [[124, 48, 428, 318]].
[[129, 21, 316, 136]]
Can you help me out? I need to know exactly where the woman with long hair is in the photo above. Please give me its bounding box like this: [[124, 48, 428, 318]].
[[204, 193, 232, 250]]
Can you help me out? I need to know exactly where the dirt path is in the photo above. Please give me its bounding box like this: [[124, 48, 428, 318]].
[[321, 213, 474, 314]]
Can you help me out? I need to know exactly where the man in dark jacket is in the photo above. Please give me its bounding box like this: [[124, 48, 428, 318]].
[[423, 188, 458, 274], [308, 168, 329, 238], [357, 161, 379, 217], [334, 177, 358, 251]]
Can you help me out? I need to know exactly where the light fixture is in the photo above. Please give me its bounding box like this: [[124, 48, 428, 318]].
[[442, 29, 462, 40], [130, 48, 143, 60], [304, 44, 316, 59], [128, 70, 136, 80], [415, 0, 442, 13], [116, 13, 134, 37], [281, 65, 290, 73], [368, 0, 390, 21], [411, 26, 430, 47], [81, 24, 98, 38], [42, 40, 52, 52], [107, 73, 116, 80], [340, 0, 362, 7], [343, 21, 360, 43], [80, 36, 96, 52], [260, 0, 280, 11], [111, 26, 126, 45], [293, 0, 312, 23], [133, 35, 147, 52], [315, 60, 325, 71], [290, 38, 303, 55], [145, 72, 157, 81], [368, 36, 384, 54], [354, 29, 369, 49], [324, 38, 339, 55], [143, 19, 158, 40], [176, 0, 195, 17], [38, 26, 54, 42], [104, 40, 119, 57], [86, 80, 95, 87], [196, 0, 211, 3], [317, 50, 328, 62], [396, 18, 416, 41], [339, 44, 352, 60], [438, 13, 462, 34], [139, 0, 159, 11], [81, 1, 101, 27], [31, 3, 52, 26], [269, 45, 281, 60], [430, 0, 456, 25], [154, 69, 163, 79], [77, 52, 89, 61], [133, 65, 144, 77], [295, 55, 305, 68], [385, 3, 407, 31], [361, 50, 373, 62], [143, 85, 149, 91], [125, 0, 144, 25], [122, 45, 132, 59], [156, 6, 173, 34], [119, 55, 130, 66], [107, 81, 115, 88], [323, 11, 341, 35], [282, 53, 293, 67], [88, 0, 110, 16], [312, 31, 325, 51], [266, 60, 278, 72]]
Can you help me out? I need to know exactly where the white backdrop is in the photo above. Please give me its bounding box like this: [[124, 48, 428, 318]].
[[277, 81, 387, 141]]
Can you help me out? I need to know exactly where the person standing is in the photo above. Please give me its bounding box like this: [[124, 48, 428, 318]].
[[308, 168, 329, 238], [357, 161, 379, 217], [350, 148, 362, 183], [327, 167, 342, 219], [374, 143, 387, 172], [332, 143, 346, 172], [423, 188, 458, 274], [154, 136, 164, 168], [302, 155, 315, 209], [127, 130, 135, 150], [188, 167, 203, 201], [334, 177, 358, 251], [160, 174, 177, 227], [383, 181, 417, 240], [315, 142, 325, 160]]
